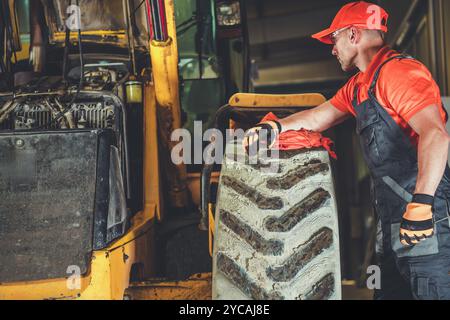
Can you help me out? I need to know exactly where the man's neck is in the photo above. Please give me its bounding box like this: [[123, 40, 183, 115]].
[[356, 45, 385, 72]]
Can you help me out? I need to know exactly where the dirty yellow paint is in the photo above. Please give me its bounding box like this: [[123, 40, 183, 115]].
[[143, 83, 162, 221], [0, 84, 161, 300], [52, 30, 126, 46], [148, 0, 189, 208], [229, 93, 326, 108], [125, 273, 212, 300], [0, 208, 156, 300], [208, 204, 215, 258]]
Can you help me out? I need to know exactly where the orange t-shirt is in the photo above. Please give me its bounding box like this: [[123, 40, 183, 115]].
[[330, 46, 445, 146]]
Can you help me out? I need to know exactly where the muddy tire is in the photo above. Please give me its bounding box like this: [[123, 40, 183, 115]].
[[212, 143, 341, 300]]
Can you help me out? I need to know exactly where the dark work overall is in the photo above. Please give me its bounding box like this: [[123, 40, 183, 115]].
[[352, 55, 450, 300]]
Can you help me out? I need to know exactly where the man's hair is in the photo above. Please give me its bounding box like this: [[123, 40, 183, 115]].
[[362, 29, 386, 43]]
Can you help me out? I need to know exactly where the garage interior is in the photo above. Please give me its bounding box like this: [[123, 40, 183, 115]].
[[1, 0, 450, 301]]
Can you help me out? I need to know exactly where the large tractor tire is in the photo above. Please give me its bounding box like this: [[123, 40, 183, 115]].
[[212, 143, 341, 300]]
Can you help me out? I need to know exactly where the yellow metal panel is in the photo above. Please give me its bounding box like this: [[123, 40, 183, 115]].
[[52, 31, 126, 46], [0, 275, 87, 300], [0, 205, 158, 300], [148, 0, 189, 208], [77, 251, 112, 300], [143, 83, 162, 220], [80, 206, 158, 300], [108, 246, 135, 300], [14, 43, 30, 62], [148, 1, 182, 121], [0, 251, 110, 300], [229, 93, 327, 107], [208, 204, 215, 258]]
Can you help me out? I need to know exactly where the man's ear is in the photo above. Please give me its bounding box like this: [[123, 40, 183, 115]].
[[349, 27, 362, 44]]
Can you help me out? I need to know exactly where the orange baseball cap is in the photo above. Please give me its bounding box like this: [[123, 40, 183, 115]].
[[312, 1, 389, 44]]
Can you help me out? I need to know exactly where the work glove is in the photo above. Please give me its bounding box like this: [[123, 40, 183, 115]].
[[243, 120, 281, 154], [399, 194, 434, 246]]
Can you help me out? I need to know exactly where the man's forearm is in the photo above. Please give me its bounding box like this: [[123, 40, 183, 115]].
[[277, 100, 349, 133], [414, 128, 450, 196], [278, 108, 320, 132]]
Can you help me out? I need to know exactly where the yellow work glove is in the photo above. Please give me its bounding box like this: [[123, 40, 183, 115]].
[[243, 120, 281, 154], [399, 194, 434, 246]]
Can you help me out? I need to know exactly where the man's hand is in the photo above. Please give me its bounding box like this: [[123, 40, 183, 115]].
[[243, 120, 281, 154], [399, 194, 434, 246]]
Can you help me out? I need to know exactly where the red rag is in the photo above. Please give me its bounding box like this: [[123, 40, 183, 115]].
[[261, 112, 337, 159]]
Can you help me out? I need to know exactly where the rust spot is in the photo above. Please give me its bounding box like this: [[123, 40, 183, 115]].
[[222, 175, 283, 210], [220, 209, 284, 256], [156, 106, 175, 146], [265, 188, 330, 232], [217, 253, 284, 300], [299, 273, 335, 300], [266, 227, 333, 282], [266, 160, 329, 190]]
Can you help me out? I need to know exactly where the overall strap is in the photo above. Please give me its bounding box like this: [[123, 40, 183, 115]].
[[369, 54, 413, 94], [352, 82, 359, 104], [352, 54, 413, 106]]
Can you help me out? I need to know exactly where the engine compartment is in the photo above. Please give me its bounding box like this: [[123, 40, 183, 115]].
[[0, 62, 130, 131], [0, 60, 144, 259], [0, 0, 151, 285], [0, 97, 115, 130]]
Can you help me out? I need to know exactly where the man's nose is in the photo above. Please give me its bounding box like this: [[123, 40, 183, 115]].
[[332, 45, 337, 56]]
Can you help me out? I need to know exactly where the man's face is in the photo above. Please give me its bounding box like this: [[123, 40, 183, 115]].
[[331, 28, 357, 72]]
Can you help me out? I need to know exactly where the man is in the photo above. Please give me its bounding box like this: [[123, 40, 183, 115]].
[[244, 1, 450, 300]]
